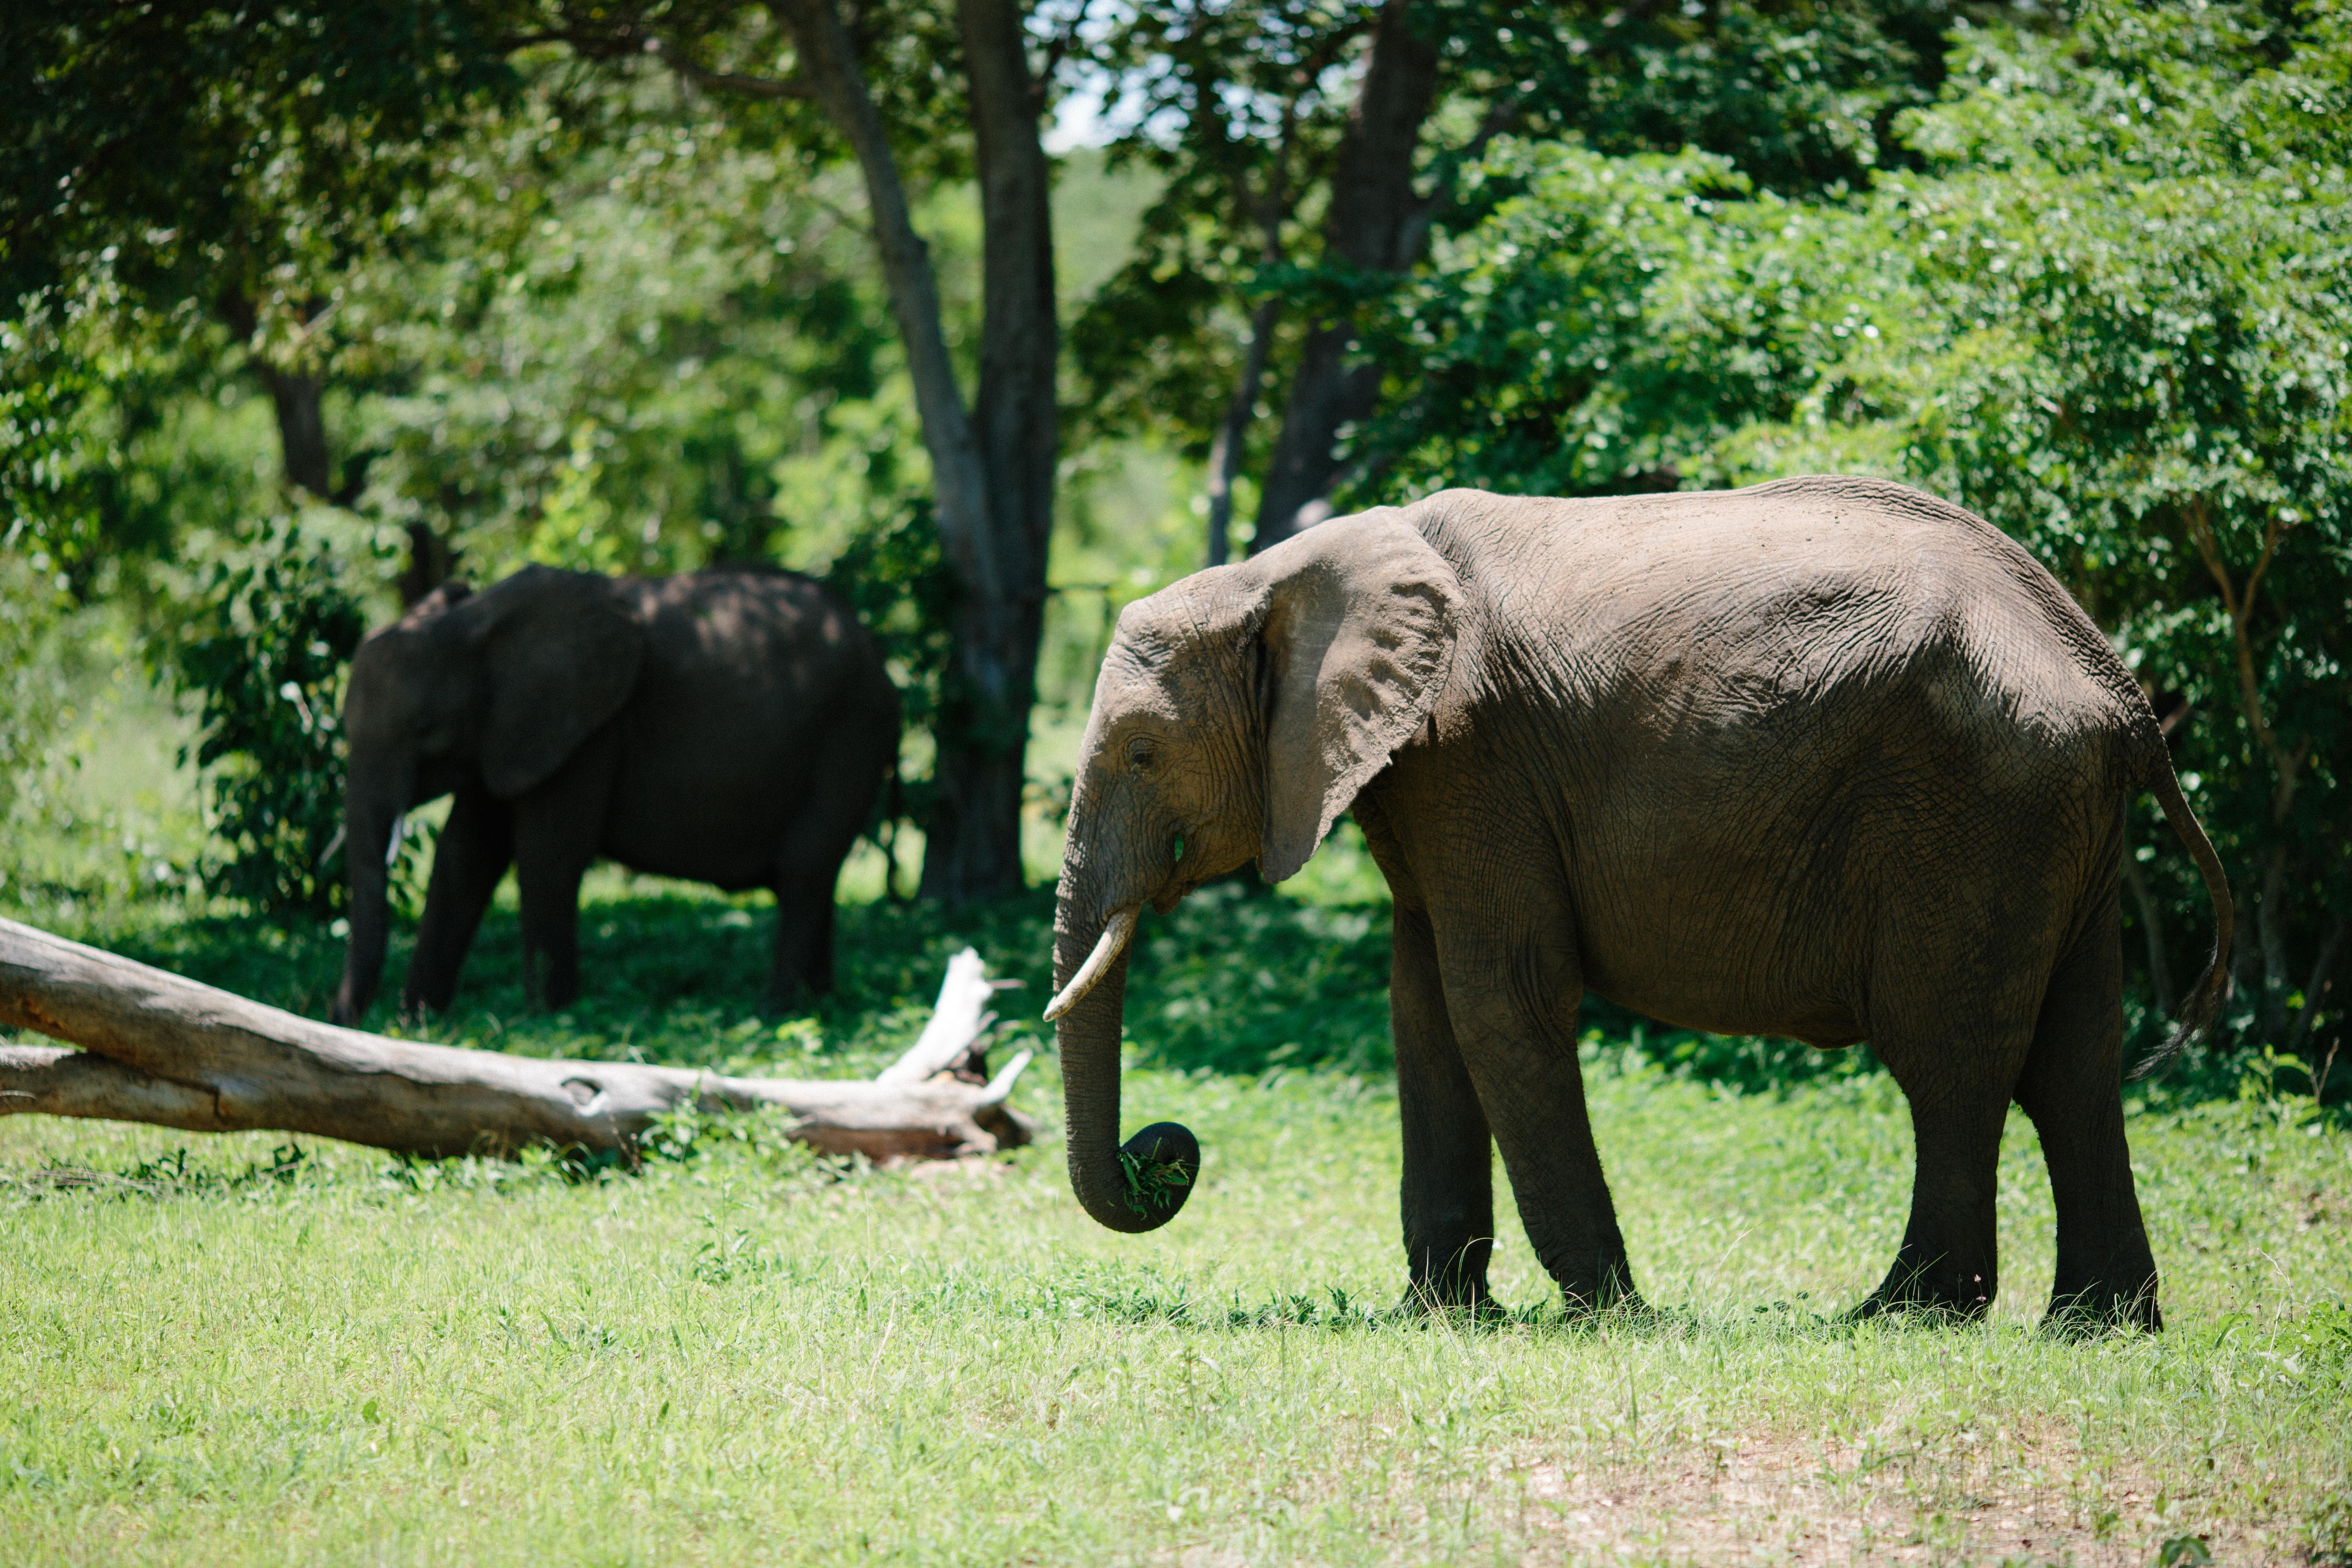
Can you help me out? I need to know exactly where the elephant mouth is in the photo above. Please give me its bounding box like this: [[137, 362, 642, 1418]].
[[1044, 906, 1138, 1021]]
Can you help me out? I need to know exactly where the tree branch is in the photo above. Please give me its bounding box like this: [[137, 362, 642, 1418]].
[[0, 920, 1034, 1163], [2186, 497, 2304, 821], [645, 36, 817, 101]]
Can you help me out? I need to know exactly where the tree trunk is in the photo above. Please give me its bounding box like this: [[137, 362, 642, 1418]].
[[1, 920, 1034, 1163], [395, 520, 457, 608], [2287, 914, 2345, 1056], [780, 0, 1054, 905], [257, 364, 334, 498], [2257, 847, 2293, 1038], [217, 286, 339, 502], [1250, 0, 1440, 553], [782, 0, 996, 555], [1205, 300, 1279, 569], [919, 0, 1060, 904]]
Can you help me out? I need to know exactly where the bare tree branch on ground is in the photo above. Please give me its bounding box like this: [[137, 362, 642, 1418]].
[[0, 921, 1034, 1163]]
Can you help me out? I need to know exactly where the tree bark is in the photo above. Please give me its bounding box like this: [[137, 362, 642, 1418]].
[[257, 364, 333, 498], [2286, 913, 2345, 1056], [2257, 847, 2294, 1038], [395, 519, 457, 608], [1205, 299, 1279, 569], [1250, 0, 1440, 552], [920, 0, 1060, 904], [0, 919, 1035, 1163], [217, 286, 339, 502], [777, 0, 1054, 905]]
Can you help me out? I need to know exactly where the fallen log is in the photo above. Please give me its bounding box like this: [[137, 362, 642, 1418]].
[[0, 917, 1036, 1162]]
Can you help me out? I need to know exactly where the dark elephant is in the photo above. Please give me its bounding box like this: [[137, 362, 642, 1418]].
[[1044, 477, 2230, 1331], [329, 564, 898, 1024]]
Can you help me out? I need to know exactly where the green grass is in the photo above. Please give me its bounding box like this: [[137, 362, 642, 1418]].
[[4, 880, 2350, 1566]]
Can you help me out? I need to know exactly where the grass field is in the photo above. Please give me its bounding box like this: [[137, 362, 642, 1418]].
[[4, 873, 2349, 1568]]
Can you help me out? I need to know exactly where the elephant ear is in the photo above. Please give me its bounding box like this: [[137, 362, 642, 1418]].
[[464, 566, 646, 800], [1257, 510, 1460, 884]]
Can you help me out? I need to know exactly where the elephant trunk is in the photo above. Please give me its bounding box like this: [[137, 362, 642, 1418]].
[[1052, 889, 1199, 1235], [329, 761, 410, 1026]]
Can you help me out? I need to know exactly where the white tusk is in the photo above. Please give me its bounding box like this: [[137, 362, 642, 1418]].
[[317, 825, 347, 869], [384, 812, 408, 868], [1043, 907, 1139, 1022]]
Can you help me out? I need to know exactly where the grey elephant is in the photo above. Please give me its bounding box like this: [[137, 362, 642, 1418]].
[[330, 563, 898, 1024], [1044, 477, 2230, 1331]]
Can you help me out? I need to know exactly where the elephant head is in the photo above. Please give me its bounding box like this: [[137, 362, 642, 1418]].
[[328, 566, 644, 1024], [1047, 509, 1461, 1232]]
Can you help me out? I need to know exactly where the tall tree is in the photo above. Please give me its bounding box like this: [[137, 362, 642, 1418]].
[[577, 0, 1063, 902], [1250, 0, 1440, 548], [12, 0, 1069, 903]]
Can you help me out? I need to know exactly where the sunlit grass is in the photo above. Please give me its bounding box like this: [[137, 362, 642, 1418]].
[[4, 1051, 2347, 1566], [5, 710, 2348, 1564]]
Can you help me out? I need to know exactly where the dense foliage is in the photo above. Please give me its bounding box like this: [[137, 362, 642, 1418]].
[[167, 518, 374, 917], [1361, 1, 2352, 1056], [4, 0, 2347, 1067], [1070, 0, 1987, 551]]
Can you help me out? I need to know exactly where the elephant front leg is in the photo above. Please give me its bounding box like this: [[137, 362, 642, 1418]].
[[1432, 897, 1639, 1316], [1393, 904, 1496, 1314], [402, 783, 514, 1017]]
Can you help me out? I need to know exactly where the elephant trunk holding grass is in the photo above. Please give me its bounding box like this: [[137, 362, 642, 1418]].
[[1047, 477, 2231, 1330], [330, 564, 897, 1025]]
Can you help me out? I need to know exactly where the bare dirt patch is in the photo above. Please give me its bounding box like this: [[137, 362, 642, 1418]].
[[1481, 1426, 2297, 1566]]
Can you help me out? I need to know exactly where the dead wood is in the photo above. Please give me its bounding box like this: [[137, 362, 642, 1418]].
[[0, 917, 1034, 1163]]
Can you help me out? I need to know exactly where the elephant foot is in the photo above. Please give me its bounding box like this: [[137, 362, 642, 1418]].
[[1848, 1252, 1995, 1325], [1552, 1256, 1642, 1321], [397, 989, 452, 1026], [1394, 1279, 1502, 1323], [2040, 1278, 2162, 1337]]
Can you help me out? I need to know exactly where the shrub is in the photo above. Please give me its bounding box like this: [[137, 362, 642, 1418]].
[[168, 517, 370, 918], [1364, 0, 2352, 1060]]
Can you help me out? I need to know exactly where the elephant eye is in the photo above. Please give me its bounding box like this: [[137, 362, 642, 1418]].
[[1125, 735, 1160, 771]]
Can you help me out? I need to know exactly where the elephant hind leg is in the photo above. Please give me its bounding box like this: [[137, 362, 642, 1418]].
[[1861, 1009, 2038, 1323], [1851, 1089, 2010, 1321], [2014, 886, 2160, 1332], [763, 723, 887, 1007], [764, 868, 838, 1009]]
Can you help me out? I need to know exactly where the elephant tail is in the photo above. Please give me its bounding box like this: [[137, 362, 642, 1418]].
[[2130, 748, 2234, 1080]]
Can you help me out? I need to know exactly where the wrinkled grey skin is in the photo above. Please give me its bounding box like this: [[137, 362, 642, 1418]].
[[330, 564, 897, 1024], [1051, 477, 2231, 1330]]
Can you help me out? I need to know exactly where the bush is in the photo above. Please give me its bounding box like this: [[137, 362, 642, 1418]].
[[0, 545, 65, 830], [1364, 0, 2352, 1061], [168, 517, 371, 919]]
